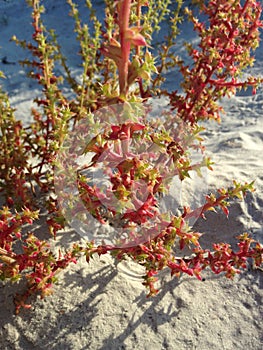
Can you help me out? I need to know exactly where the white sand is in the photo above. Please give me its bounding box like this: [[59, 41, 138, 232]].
[[0, 1, 262, 349]]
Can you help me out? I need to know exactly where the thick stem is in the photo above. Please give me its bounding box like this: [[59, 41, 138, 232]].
[[136, 1, 141, 56], [118, 0, 131, 97]]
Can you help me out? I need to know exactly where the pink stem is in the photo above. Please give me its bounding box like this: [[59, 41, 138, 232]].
[[118, 0, 131, 97]]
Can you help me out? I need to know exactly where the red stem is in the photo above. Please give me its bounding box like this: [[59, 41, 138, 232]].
[[180, 0, 254, 122], [118, 0, 131, 97], [184, 194, 228, 220]]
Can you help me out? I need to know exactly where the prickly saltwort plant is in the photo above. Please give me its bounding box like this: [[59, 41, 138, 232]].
[[0, 0, 262, 313]]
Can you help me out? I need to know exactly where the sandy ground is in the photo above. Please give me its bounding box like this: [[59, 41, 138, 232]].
[[0, 1, 262, 349]]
